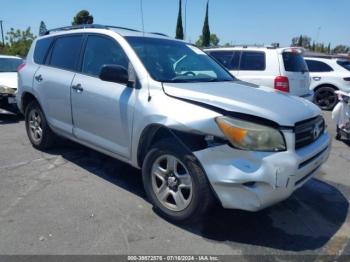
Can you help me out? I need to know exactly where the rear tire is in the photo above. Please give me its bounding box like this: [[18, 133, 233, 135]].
[[142, 138, 214, 223], [25, 101, 56, 150], [314, 86, 338, 110]]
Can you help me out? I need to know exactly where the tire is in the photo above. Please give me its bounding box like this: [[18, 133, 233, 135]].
[[314, 86, 338, 110], [25, 100, 56, 150], [336, 133, 341, 140], [142, 138, 214, 223]]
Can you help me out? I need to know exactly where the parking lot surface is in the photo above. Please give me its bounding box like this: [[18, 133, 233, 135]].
[[0, 110, 349, 258]]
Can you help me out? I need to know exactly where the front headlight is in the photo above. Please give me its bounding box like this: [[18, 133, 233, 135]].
[[0, 85, 16, 95], [215, 116, 286, 152]]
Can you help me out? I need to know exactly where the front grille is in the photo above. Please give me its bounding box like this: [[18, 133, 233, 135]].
[[295, 116, 325, 149]]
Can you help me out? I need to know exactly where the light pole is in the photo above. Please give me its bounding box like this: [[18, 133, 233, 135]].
[[0, 20, 4, 46], [184, 0, 188, 40]]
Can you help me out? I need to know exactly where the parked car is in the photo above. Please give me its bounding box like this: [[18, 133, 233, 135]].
[[304, 57, 350, 110], [0, 55, 23, 113], [17, 25, 330, 223], [205, 46, 313, 101]]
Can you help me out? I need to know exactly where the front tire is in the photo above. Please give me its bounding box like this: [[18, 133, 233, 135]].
[[314, 86, 338, 110], [142, 139, 214, 223], [25, 101, 56, 150]]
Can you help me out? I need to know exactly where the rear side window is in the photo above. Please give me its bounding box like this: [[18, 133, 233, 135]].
[[337, 60, 350, 71], [82, 35, 129, 76], [240, 51, 265, 71], [282, 52, 308, 72], [209, 51, 240, 70], [34, 37, 53, 64], [305, 60, 333, 72], [49, 35, 83, 71]]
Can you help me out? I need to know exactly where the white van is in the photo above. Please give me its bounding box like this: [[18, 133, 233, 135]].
[[205, 46, 313, 101]]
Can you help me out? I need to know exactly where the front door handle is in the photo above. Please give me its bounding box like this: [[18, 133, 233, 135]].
[[72, 83, 84, 92], [35, 74, 43, 82]]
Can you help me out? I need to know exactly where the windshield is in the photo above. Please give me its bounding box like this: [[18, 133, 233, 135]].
[[126, 37, 234, 83], [0, 58, 23, 72], [282, 52, 308, 73], [337, 60, 350, 71]]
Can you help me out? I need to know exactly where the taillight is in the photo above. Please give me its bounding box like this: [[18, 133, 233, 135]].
[[17, 63, 26, 72], [274, 76, 290, 92], [343, 77, 350, 81]]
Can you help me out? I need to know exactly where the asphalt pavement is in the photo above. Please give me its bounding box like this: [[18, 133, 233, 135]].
[[0, 110, 349, 259]]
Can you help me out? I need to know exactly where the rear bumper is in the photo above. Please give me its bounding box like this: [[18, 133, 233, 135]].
[[194, 131, 331, 211]]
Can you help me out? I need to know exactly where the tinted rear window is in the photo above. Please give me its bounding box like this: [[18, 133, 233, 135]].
[[49, 35, 83, 71], [0, 58, 23, 72], [305, 60, 333, 72], [240, 51, 265, 71], [282, 52, 308, 72], [209, 51, 240, 70], [337, 60, 350, 71], [34, 37, 53, 64]]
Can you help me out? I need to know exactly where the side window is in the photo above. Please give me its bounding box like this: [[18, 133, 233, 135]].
[[49, 35, 83, 71], [306, 60, 333, 72], [34, 37, 54, 64], [240, 51, 266, 71], [82, 35, 129, 77], [209, 51, 240, 70]]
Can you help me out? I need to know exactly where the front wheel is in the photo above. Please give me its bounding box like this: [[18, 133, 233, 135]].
[[314, 86, 338, 110], [142, 139, 214, 223]]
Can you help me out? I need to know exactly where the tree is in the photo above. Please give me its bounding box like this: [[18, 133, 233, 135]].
[[291, 35, 311, 49], [39, 21, 47, 36], [2, 27, 36, 57], [327, 43, 331, 54], [201, 1, 210, 47], [72, 10, 94, 25], [333, 45, 350, 54], [175, 0, 184, 39], [297, 35, 303, 47], [311, 41, 316, 51], [195, 33, 220, 47]]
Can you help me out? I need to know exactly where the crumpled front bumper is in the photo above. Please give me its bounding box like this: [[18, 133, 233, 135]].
[[193, 131, 331, 211]]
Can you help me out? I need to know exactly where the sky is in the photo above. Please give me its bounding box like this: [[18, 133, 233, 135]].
[[0, 0, 349, 47]]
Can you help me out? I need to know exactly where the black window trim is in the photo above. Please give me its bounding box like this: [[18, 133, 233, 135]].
[[45, 33, 85, 73], [238, 50, 266, 71]]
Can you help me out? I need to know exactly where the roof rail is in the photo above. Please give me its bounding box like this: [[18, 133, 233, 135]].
[[205, 44, 277, 49], [148, 32, 169, 37], [43, 24, 141, 36]]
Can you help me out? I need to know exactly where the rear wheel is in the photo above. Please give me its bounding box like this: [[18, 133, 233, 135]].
[[142, 139, 214, 223], [314, 86, 338, 110], [25, 101, 56, 150]]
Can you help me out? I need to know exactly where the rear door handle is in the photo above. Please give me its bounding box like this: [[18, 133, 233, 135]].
[[35, 74, 43, 82], [72, 83, 84, 92]]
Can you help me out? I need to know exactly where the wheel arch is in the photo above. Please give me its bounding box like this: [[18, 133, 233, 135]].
[[137, 124, 208, 168], [21, 91, 40, 113], [313, 83, 339, 92]]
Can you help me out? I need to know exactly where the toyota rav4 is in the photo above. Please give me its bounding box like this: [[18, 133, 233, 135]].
[[17, 25, 331, 222]]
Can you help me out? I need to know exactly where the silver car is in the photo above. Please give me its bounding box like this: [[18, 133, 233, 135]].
[[17, 25, 331, 223]]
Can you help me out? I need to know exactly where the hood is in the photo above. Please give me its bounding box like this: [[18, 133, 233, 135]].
[[163, 80, 321, 126], [0, 72, 18, 89]]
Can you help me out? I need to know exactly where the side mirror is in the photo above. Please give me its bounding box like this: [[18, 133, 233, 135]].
[[99, 65, 129, 85]]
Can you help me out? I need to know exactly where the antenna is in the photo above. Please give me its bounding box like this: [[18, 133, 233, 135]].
[[140, 0, 151, 101], [140, 0, 145, 35]]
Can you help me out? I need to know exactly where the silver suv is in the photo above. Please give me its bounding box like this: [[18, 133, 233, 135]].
[[17, 25, 331, 223]]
